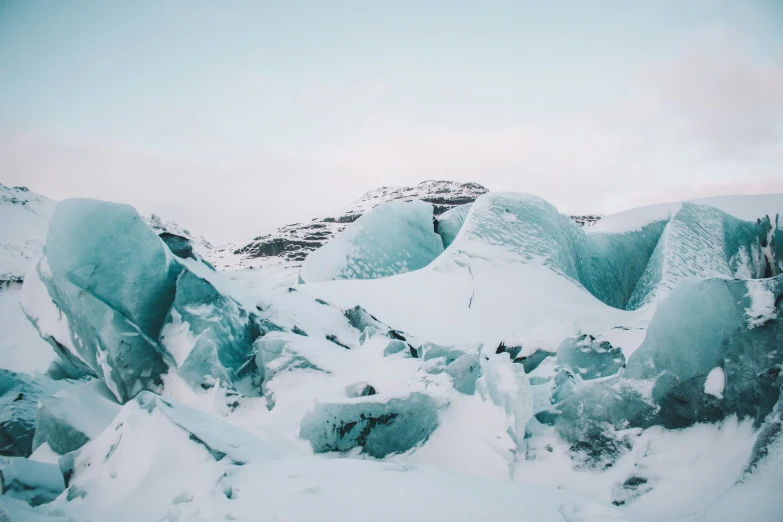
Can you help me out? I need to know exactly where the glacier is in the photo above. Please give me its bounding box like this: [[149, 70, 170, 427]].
[[2, 189, 783, 521]]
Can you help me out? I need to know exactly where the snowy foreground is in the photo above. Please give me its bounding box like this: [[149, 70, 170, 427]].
[[1, 189, 782, 522]]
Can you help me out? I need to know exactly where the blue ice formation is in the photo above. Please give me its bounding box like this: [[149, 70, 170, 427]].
[[32, 380, 120, 455], [0, 370, 71, 457], [0, 457, 65, 506], [430, 193, 779, 310], [556, 335, 625, 380], [22, 199, 270, 401], [626, 204, 781, 309], [299, 392, 440, 458], [550, 274, 783, 467], [159, 269, 262, 395], [436, 203, 472, 249], [300, 200, 444, 283]]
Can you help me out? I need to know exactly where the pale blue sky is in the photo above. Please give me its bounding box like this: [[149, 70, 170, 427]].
[[1, 1, 782, 242]]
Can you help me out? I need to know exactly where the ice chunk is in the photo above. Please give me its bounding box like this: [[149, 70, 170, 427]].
[[32, 380, 120, 455], [554, 274, 783, 464], [556, 334, 626, 380], [419, 342, 482, 395], [299, 392, 440, 458], [44, 198, 183, 339], [445, 354, 481, 395], [31, 257, 170, 401], [436, 203, 472, 249], [300, 200, 444, 283], [0, 370, 71, 457], [382, 339, 409, 356], [0, 456, 65, 506], [159, 269, 262, 395], [157, 232, 195, 260], [22, 198, 185, 400], [477, 356, 533, 446], [624, 275, 783, 428]]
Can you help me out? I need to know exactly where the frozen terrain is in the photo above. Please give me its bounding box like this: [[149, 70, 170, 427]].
[[208, 180, 603, 273], [1, 183, 782, 522]]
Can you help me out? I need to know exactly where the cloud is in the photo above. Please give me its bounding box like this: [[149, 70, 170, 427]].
[[649, 34, 783, 154], [3, 29, 781, 244]]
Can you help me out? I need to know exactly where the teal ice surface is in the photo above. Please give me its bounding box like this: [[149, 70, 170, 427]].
[[454, 194, 780, 311], [32, 380, 120, 455], [626, 203, 779, 309], [45, 198, 183, 338], [299, 392, 439, 458], [301, 200, 444, 283], [554, 274, 783, 458], [160, 269, 262, 396], [437, 203, 472, 249], [0, 456, 64, 506], [38, 259, 170, 402], [0, 370, 72, 457], [556, 334, 625, 380]]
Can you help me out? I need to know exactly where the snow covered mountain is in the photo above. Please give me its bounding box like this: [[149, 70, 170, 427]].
[[1, 185, 783, 522]]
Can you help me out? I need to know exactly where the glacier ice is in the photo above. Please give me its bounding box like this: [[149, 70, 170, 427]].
[[22, 198, 182, 400], [0, 370, 71, 457], [157, 232, 196, 260], [32, 380, 120, 455], [551, 274, 783, 470], [6, 190, 783, 521], [436, 202, 472, 249], [21, 198, 280, 400], [159, 269, 262, 395], [477, 355, 534, 446], [626, 203, 780, 308], [420, 342, 483, 395], [556, 334, 625, 380], [0, 456, 64, 506], [300, 200, 444, 283], [299, 392, 440, 458], [44, 198, 182, 339]]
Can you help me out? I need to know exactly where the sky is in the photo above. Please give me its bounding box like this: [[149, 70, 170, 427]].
[[1, 0, 782, 244]]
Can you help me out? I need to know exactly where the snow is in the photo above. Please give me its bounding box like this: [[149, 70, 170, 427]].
[[0, 184, 55, 283], [0, 286, 55, 374], [704, 367, 726, 399], [745, 279, 778, 329]]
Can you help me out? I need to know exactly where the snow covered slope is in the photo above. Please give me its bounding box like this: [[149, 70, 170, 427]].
[[0, 184, 55, 284]]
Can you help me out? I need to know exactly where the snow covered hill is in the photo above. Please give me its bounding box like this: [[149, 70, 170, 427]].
[[0, 184, 55, 284]]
